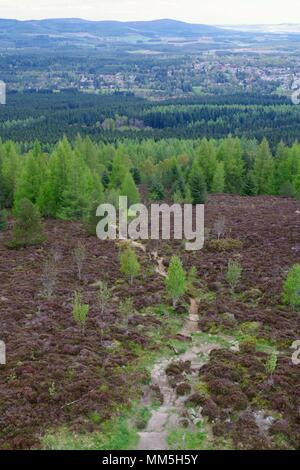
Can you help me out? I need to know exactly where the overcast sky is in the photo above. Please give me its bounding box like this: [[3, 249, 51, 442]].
[[0, 0, 299, 24]]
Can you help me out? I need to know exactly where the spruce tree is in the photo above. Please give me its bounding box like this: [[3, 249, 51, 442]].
[[189, 163, 207, 204]]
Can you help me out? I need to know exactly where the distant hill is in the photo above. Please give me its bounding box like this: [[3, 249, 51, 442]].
[[0, 18, 222, 38]]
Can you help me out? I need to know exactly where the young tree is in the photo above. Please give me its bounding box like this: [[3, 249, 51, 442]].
[[119, 247, 140, 285], [42, 256, 57, 299], [109, 153, 128, 189], [189, 162, 207, 204], [73, 242, 86, 281], [218, 137, 245, 194], [85, 190, 105, 236], [72, 291, 89, 334], [197, 138, 217, 190], [120, 172, 140, 205], [211, 162, 225, 193], [251, 138, 275, 195], [225, 259, 242, 293], [8, 198, 45, 249], [14, 140, 46, 212], [165, 255, 187, 307], [283, 264, 300, 309]]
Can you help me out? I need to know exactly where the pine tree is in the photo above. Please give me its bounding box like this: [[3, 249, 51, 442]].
[[8, 198, 45, 249], [120, 172, 140, 205], [165, 255, 187, 307], [211, 161, 225, 193], [189, 162, 207, 204]]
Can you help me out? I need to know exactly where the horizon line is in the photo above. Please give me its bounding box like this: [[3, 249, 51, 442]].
[[0, 16, 299, 27]]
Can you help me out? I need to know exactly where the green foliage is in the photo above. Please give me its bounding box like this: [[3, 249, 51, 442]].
[[119, 247, 140, 285], [225, 259, 242, 292], [206, 238, 243, 251], [211, 161, 225, 193], [8, 198, 45, 249], [96, 281, 113, 315], [72, 291, 89, 332], [265, 350, 278, 375], [119, 298, 134, 326], [120, 172, 140, 205], [166, 255, 187, 307], [189, 162, 207, 204], [110, 153, 128, 188], [149, 180, 165, 201], [0, 209, 8, 231], [283, 264, 300, 309], [218, 136, 244, 194], [251, 138, 275, 195]]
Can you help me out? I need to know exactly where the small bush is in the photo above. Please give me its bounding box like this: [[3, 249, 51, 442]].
[[73, 242, 86, 281], [42, 256, 57, 299], [119, 298, 134, 326], [283, 264, 300, 309], [7, 198, 45, 249], [96, 281, 112, 316], [206, 238, 243, 252], [166, 255, 187, 307], [225, 259, 242, 293], [213, 217, 226, 240], [72, 291, 89, 333], [119, 247, 140, 285], [265, 350, 278, 376]]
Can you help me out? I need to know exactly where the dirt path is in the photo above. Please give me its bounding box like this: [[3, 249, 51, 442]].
[[137, 297, 223, 450], [135, 246, 236, 450]]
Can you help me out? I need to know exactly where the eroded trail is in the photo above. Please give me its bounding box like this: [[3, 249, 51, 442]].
[[137, 297, 223, 450], [134, 247, 237, 450]]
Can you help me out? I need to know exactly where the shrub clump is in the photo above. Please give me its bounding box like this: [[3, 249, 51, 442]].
[[72, 291, 89, 334], [283, 264, 300, 309], [225, 259, 242, 293], [206, 238, 243, 252]]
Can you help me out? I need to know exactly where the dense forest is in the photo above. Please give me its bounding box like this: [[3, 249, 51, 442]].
[[0, 91, 298, 148], [1, 134, 300, 230]]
